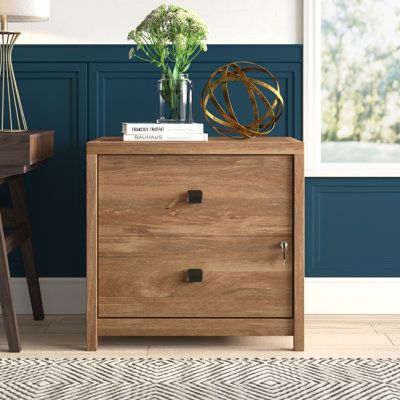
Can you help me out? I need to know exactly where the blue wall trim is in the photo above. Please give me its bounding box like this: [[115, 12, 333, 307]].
[[4, 44, 302, 277], [88, 62, 302, 141], [306, 178, 400, 277], [13, 44, 303, 63], [5, 62, 88, 278]]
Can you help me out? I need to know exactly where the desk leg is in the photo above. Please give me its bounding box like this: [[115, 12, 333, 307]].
[[0, 212, 21, 352], [8, 176, 44, 320]]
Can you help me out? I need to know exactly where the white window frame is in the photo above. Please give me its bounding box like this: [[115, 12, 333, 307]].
[[304, 0, 400, 177]]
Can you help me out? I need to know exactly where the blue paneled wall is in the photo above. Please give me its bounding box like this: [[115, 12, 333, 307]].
[[6, 45, 400, 278], [306, 178, 400, 277], [9, 44, 302, 277]]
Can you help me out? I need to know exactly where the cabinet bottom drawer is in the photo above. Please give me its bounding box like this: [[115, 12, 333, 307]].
[[98, 236, 293, 318], [97, 318, 294, 337]]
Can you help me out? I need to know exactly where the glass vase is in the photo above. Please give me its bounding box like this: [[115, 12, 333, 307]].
[[157, 73, 193, 123]]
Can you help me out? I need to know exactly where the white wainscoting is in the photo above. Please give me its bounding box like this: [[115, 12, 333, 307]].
[[1, 278, 400, 315], [0, 278, 86, 315], [305, 278, 400, 314]]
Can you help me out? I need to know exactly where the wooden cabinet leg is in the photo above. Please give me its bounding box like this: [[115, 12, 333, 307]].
[[8, 176, 44, 320], [294, 331, 304, 351], [0, 213, 21, 352], [293, 154, 304, 351], [86, 329, 98, 351], [294, 309, 304, 351], [86, 154, 98, 351]]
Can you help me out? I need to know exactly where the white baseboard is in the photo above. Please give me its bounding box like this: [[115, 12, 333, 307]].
[[2, 277, 400, 315], [305, 278, 400, 314], [0, 278, 86, 315]]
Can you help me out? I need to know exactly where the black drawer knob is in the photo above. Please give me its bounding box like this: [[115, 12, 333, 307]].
[[186, 268, 203, 283], [187, 190, 203, 203]]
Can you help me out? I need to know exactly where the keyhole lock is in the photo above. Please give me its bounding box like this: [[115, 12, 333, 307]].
[[280, 241, 288, 266]]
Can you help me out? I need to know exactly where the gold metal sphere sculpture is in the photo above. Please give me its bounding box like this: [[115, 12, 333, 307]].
[[201, 61, 284, 139]]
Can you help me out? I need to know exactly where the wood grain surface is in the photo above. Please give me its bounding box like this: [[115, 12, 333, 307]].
[[86, 154, 98, 351], [97, 318, 293, 337], [293, 154, 305, 351], [98, 155, 293, 237], [0, 131, 54, 165], [98, 236, 292, 318], [88, 137, 303, 155]]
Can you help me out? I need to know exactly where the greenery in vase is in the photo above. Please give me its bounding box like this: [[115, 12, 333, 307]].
[[127, 4, 208, 120]]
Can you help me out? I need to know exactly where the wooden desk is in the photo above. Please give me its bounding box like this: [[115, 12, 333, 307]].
[[0, 130, 54, 352]]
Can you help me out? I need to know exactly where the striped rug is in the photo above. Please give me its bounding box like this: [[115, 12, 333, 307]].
[[0, 358, 399, 399]]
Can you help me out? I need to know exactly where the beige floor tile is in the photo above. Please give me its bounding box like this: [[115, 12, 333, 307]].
[[146, 335, 394, 358], [60, 315, 86, 324], [147, 348, 400, 359], [0, 315, 399, 358], [0, 336, 148, 358], [386, 334, 400, 346], [43, 315, 86, 334], [147, 336, 294, 358], [98, 337, 153, 350], [371, 321, 400, 334], [45, 323, 85, 334], [143, 336, 290, 347], [147, 349, 291, 358], [306, 321, 375, 334], [4, 315, 64, 322], [0, 333, 85, 354], [305, 333, 394, 347], [0, 315, 61, 334], [306, 315, 400, 321], [0, 323, 48, 334]]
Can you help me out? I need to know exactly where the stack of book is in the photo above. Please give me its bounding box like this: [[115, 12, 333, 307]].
[[122, 122, 208, 142]]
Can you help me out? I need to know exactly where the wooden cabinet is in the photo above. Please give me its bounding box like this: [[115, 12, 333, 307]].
[[87, 137, 304, 351]]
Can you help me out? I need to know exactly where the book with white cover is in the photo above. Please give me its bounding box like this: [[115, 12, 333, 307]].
[[122, 122, 203, 135], [123, 132, 208, 142]]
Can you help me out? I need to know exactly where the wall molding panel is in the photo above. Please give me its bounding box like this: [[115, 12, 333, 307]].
[[2, 62, 88, 277], [13, 44, 303, 63], [4, 44, 302, 279], [89, 63, 301, 140], [306, 178, 400, 277], [8, 45, 399, 282]]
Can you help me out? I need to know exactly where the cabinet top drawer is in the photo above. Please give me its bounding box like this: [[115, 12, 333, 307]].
[[98, 155, 293, 237], [87, 137, 303, 155]]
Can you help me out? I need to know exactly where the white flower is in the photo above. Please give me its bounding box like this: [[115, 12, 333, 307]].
[[199, 41, 207, 52], [127, 4, 208, 72], [174, 33, 187, 52]]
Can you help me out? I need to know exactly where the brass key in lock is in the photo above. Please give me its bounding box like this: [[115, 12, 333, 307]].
[[280, 241, 288, 267], [166, 199, 178, 215]]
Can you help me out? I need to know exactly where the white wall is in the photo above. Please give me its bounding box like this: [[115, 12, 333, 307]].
[[12, 0, 303, 44]]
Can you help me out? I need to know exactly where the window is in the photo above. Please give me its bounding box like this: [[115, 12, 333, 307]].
[[304, 0, 400, 176]]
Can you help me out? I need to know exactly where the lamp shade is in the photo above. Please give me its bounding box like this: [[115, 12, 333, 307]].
[[0, 0, 50, 22]]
